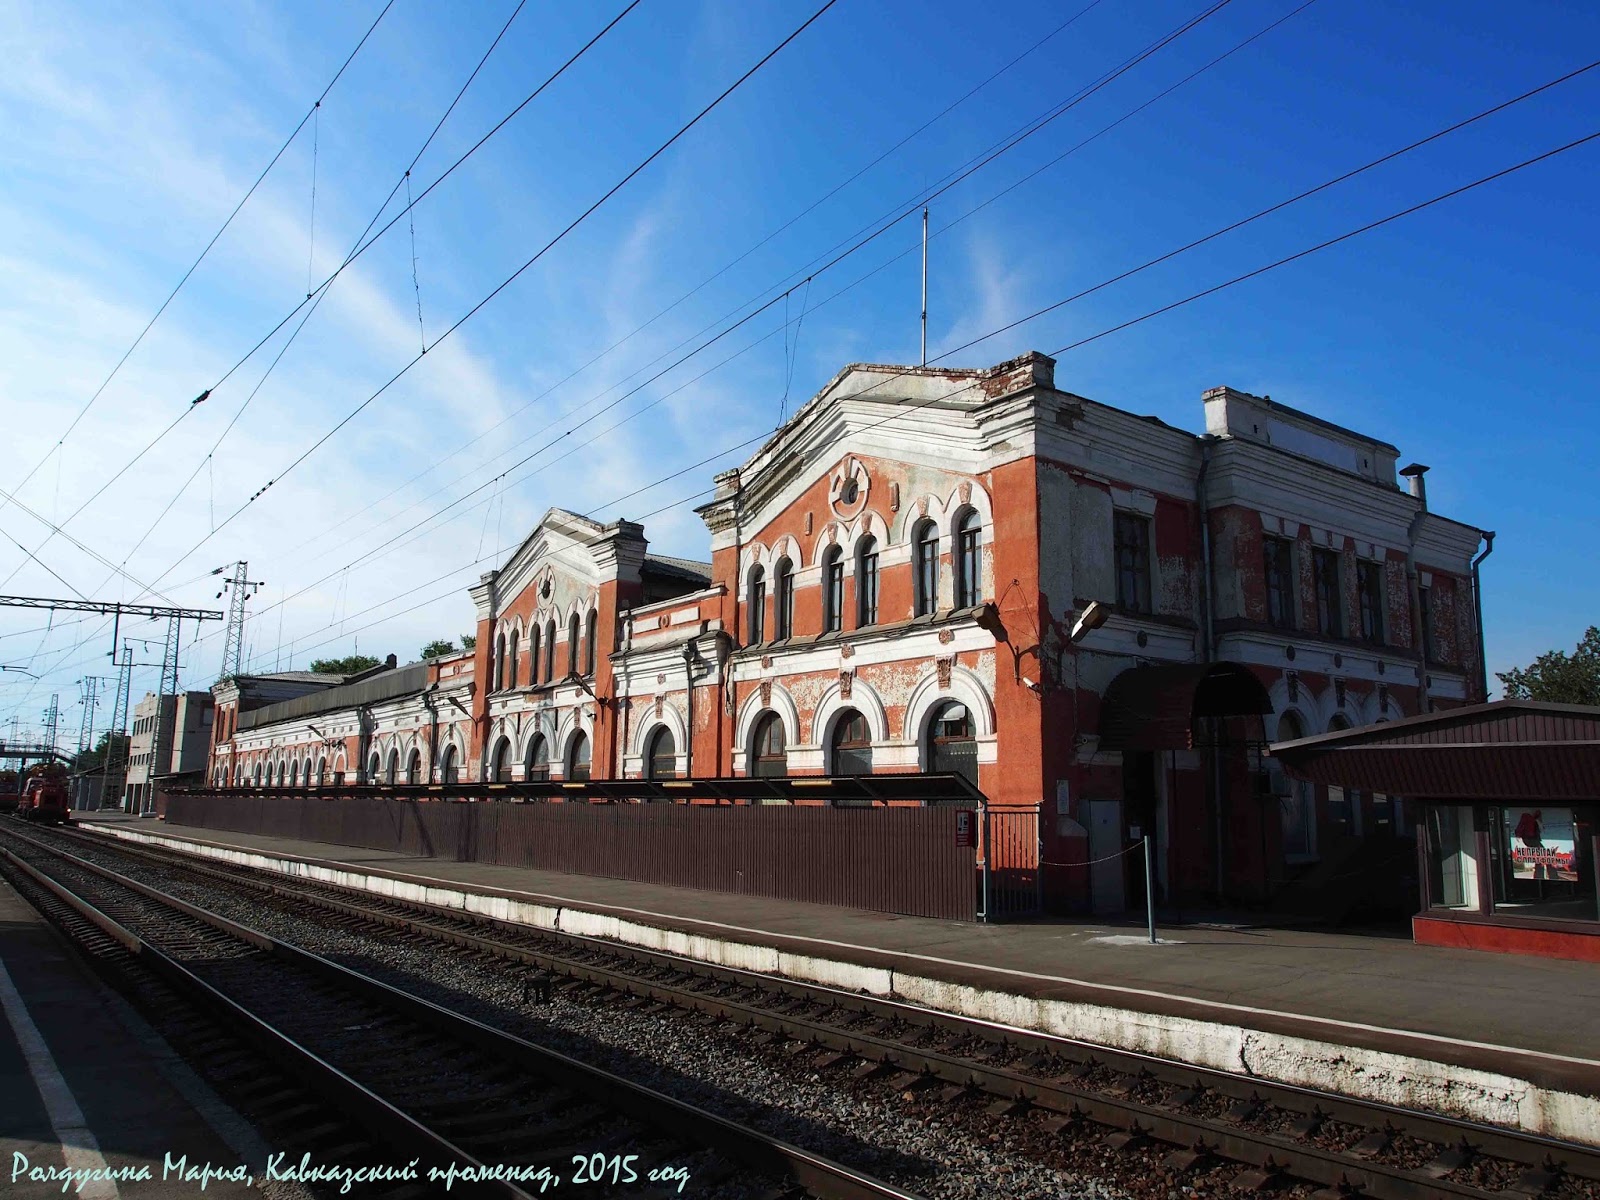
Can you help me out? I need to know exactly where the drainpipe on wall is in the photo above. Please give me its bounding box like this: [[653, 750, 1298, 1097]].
[[1401, 464, 1431, 715], [1472, 531, 1496, 703], [423, 684, 440, 785], [1196, 437, 1225, 900], [682, 639, 698, 780]]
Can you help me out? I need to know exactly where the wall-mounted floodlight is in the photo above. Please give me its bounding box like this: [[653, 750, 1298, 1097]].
[[1068, 601, 1109, 644]]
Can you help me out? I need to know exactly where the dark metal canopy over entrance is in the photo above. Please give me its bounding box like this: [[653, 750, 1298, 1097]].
[[1268, 699, 1600, 801], [1098, 661, 1272, 751]]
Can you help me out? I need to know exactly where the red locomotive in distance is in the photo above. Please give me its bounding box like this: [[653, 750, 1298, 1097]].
[[15, 764, 71, 824]]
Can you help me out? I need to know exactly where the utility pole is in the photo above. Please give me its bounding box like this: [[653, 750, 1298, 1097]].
[[41, 693, 59, 758], [74, 676, 103, 808], [103, 642, 136, 813], [213, 561, 263, 682]]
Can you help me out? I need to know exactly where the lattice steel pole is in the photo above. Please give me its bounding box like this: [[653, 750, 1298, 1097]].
[[41, 693, 59, 758], [104, 644, 133, 812], [213, 561, 263, 682]]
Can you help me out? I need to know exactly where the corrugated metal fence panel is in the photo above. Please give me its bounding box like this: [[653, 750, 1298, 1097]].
[[166, 794, 978, 921]]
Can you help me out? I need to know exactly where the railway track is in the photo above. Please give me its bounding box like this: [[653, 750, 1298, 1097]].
[[0, 829, 929, 1200], [16, 824, 1600, 1200]]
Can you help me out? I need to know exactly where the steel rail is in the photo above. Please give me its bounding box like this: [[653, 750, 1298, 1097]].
[[2, 829, 930, 1200], [44, 823, 1600, 1200]]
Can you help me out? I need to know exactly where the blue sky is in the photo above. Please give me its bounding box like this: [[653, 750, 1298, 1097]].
[[1, 0, 1596, 741]]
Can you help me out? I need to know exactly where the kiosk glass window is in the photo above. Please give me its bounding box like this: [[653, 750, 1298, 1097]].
[[1493, 804, 1596, 922]]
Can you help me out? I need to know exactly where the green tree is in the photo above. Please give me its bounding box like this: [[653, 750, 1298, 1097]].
[[71, 730, 128, 773], [460, 633, 477, 651], [1496, 626, 1600, 705], [421, 639, 456, 659], [309, 654, 381, 676]]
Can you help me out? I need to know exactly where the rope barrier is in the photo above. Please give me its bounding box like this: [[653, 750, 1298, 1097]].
[[1039, 842, 1145, 869]]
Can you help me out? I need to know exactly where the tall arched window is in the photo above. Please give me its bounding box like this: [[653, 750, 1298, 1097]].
[[566, 732, 591, 782], [821, 545, 843, 634], [385, 750, 399, 785], [525, 735, 549, 782], [253, 762, 262, 786], [830, 709, 872, 776], [528, 625, 541, 685], [367, 753, 380, 783], [855, 536, 879, 626], [405, 749, 421, 785], [544, 619, 557, 683], [954, 509, 981, 608], [490, 736, 511, 783], [494, 633, 506, 690], [439, 744, 459, 786], [913, 520, 939, 617], [926, 701, 977, 787], [507, 630, 519, 689], [774, 558, 794, 640], [646, 727, 677, 780], [749, 713, 787, 778], [584, 608, 597, 676], [315, 756, 327, 787], [568, 613, 581, 676], [289, 759, 300, 786], [747, 565, 766, 644]]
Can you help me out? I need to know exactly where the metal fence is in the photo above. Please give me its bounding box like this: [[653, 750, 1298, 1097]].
[[166, 792, 981, 921], [978, 805, 1042, 921]]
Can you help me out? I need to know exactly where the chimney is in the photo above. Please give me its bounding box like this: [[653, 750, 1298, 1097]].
[[385, 653, 397, 669], [1399, 463, 1429, 509]]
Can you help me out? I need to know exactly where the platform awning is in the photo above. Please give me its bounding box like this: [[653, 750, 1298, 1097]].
[[1098, 661, 1272, 751], [1269, 699, 1600, 800]]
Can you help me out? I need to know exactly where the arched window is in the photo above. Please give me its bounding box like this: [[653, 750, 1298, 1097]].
[[289, 759, 300, 786], [490, 736, 511, 783], [774, 558, 794, 639], [253, 762, 262, 786], [954, 509, 981, 608], [913, 520, 939, 617], [926, 701, 977, 787], [566, 731, 591, 782], [543, 620, 557, 683], [315, 756, 327, 787], [278, 761, 288, 787], [1275, 712, 1315, 859], [822, 545, 843, 634], [367, 753, 380, 783], [830, 709, 872, 776], [749, 713, 787, 778], [405, 749, 421, 785], [528, 625, 541, 685], [747, 565, 766, 643], [568, 613, 581, 677], [646, 727, 677, 780], [507, 630, 519, 689], [385, 750, 399, 785], [584, 608, 597, 676], [494, 633, 506, 690], [856, 536, 879, 626], [439, 744, 459, 786], [525, 735, 549, 782]]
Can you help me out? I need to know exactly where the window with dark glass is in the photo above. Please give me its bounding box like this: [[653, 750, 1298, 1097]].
[[1263, 537, 1296, 629], [490, 738, 511, 783], [405, 750, 421, 784], [494, 634, 505, 690], [856, 537, 879, 626], [584, 609, 597, 675], [822, 546, 843, 633], [646, 727, 677, 780], [568, 613, 581, 676], [367, 754, 379, 783], [926, 701, 977, 787], [750, 713, 787, 778], [525, 735, 549, 782], [440, 745, 458, 785], [544, 620, 556, 682], [1358, 560, 1385, 644], [566, 732, 591, 782], [774, 558, 794, 639], [507, 630, 519, 688], [954, 510, 981, 608], [830, 709, 872, 776], [1113, 512, 1151, 614], [529, 626, 541, 682], [913, 521, 939, 617], [747, 566, 766, 644], [1313, 548, 1342, 637]]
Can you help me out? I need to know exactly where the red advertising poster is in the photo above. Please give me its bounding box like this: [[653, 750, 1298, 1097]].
[[1507, 807, 1578, 882]]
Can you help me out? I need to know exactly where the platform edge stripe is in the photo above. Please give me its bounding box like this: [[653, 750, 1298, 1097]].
[[0, 954, 120, 1200]]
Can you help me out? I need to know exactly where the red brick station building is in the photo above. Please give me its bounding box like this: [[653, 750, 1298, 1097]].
[[206, 352, 1492, 918]]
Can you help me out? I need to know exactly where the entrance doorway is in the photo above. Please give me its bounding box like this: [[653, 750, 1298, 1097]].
[[1085, 799, 1124, 914]]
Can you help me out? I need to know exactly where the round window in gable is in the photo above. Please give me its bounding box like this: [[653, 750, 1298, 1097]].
[[840, 478, 859, 505], [541, 578, 552, 599]]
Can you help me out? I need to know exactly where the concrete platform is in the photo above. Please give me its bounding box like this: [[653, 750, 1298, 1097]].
[[79, 812, 1600, 1146], [0, 866, 273, 1198]]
